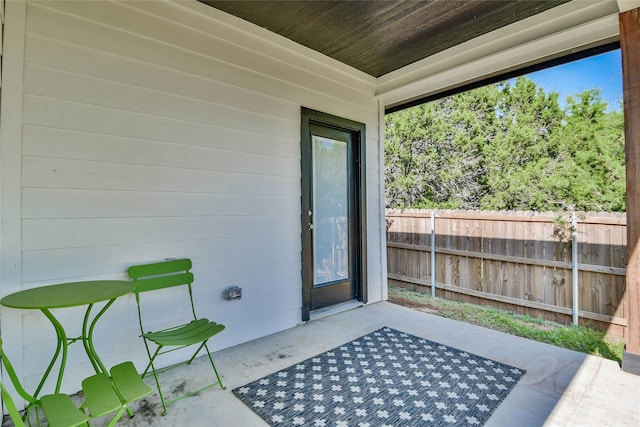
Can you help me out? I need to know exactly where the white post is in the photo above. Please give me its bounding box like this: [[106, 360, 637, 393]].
[[572, 213, 579, 326], [431, 210, 436, 298]]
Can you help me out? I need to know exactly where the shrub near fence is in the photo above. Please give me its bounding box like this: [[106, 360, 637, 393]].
[[386, 209, 628, 336]]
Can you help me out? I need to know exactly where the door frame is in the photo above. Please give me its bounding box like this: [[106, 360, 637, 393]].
[[300, 107, 367, 321]]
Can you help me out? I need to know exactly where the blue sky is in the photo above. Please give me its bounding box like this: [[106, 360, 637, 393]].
[[523, 49, 622, 111]]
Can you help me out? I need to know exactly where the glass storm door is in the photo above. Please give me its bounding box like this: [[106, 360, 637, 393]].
[[300, 108, 366, 321], [310, 125, 355, 307], [300, 107, 367, 321]]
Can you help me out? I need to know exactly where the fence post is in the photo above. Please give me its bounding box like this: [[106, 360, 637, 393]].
[[431, 210, 436, 297], [572, 212, 579, 326]]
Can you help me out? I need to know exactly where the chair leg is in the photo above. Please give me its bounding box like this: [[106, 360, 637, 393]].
[[147, 358, 168, 416], [142, 342, 225, 415], [105, 406, 127, 427], [140, 339, 160, 379], [141, 345, 168, 415], [141, 360, 153, 378], [149, 365, 168, 416], [24, 403, 38, 427], [204, 343, 226, 390], [186, 342, 207, 365]]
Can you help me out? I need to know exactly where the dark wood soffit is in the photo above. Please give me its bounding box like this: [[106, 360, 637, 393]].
[[202, 0, 570, 77]]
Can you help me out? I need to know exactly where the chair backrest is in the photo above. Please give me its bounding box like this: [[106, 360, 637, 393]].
[[0, 338, 36, 427], [128, 259, 194, 294], [128, 258, 198, 319]]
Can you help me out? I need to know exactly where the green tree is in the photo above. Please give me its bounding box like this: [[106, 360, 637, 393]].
[[385, 85, 500, 209], [385, 77, 626, 212], [542, 89, 625, 211], [480, 77, 565, 210]]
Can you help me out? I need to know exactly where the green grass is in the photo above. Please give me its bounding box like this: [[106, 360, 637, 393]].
[[388, 285, 626, 363]]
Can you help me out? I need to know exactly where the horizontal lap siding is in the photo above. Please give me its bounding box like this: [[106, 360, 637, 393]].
[[13, 0, 380, 389]]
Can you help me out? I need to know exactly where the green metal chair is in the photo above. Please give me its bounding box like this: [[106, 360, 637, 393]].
[[0, 337, 89, 427], [1, 337, 152, 427], [128, 258, 226, 415], [80, 361, 153, 426], [109, 361, 154, 409]]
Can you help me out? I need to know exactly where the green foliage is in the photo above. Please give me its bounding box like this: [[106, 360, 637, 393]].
[[385, 77, 626, 212]]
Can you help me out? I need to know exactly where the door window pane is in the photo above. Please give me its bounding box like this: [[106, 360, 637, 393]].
[[312, 135, 349, 286]]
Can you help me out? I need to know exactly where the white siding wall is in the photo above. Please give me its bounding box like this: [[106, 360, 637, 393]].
[[0, 0, 382, 395]]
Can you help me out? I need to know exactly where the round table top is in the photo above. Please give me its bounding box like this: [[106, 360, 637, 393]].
[[0, 280, 135, 309]]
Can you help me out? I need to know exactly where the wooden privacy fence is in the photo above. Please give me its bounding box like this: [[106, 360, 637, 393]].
[[386, 209, 628, 336]]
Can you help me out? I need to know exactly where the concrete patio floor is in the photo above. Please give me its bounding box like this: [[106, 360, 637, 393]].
[[11, 301, 639, 426]]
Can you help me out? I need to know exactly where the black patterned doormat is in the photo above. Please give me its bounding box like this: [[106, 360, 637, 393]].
[[233, 327, 526, 426]]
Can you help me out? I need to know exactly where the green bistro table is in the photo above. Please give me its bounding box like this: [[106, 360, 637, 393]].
[[1, 280, 135, 397]]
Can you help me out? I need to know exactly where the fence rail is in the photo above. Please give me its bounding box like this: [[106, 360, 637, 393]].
[[386, 209, 628, 336]]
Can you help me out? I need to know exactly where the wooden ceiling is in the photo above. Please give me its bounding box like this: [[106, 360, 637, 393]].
[[201, 0, 570, 77]]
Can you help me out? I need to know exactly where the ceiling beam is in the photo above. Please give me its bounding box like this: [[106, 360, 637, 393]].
[[377, 0, 620, 110]]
